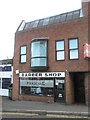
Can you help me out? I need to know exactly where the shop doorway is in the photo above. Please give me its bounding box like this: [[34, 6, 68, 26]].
[[73, 73, 85, 104], [54, 79, 65, 103]]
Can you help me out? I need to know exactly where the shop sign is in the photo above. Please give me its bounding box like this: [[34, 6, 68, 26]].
[[55, 80, 64, 85], [19, 72, 65, 78], [20, 80, 54, 88], [84, 43, 90, 59]]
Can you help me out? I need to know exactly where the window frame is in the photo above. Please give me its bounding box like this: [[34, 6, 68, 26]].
[[30, 38, 48, 70], [68, 38, 79, 60], [20, 45, 27, 64], [56, 40, 65, 61]]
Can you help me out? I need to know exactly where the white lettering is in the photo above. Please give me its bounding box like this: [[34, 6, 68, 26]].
[[19, 72, 65, 78]]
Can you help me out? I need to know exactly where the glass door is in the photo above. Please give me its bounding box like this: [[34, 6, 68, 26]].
[[54, 79, 65, 103]]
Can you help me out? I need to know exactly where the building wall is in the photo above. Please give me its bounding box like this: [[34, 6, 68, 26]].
[[0, 64, 13, 96], [14, 18, 88, 72], [13, 2, 89, 104]]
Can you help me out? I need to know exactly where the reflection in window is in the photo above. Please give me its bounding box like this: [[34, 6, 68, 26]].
[[20, 46, 26, 63], [21, 87, 54, 97], [69, 38, 79, 59], [20, 79, 54, 97], [31, 39, 48, 67], [56, 40, 65, 60]]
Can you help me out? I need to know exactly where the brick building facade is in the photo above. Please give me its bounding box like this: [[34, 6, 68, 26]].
[[13, 1, 89, 105]]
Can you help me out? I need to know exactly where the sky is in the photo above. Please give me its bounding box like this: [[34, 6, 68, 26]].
[[0, 0, 81, 60]]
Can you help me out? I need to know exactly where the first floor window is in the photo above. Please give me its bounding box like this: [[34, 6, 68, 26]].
[[69, 38, 79, 59], [20, 45, 26, 63], [31, 39, 48, 68], [56, 40, 65, 60]]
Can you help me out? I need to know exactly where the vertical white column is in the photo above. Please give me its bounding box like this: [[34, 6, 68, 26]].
[[1, 78, 2, 89], [20, 87, 21, 94]]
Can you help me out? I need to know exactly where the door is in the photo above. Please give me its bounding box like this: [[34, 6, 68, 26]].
[[74, 73, 85, 103], [54, 79, 65, 103]]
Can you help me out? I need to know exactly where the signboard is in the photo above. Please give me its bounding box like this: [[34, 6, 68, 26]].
[[84, 43, 90, 58], [19, 72, 65, 78], [55, 80, 64, 85], [20, 79, 54, 88]]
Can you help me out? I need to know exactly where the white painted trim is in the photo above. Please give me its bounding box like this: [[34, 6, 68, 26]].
[[19, 72, 65, 78]]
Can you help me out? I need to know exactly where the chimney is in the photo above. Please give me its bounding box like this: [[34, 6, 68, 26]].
[[82, 0, 89, 17]]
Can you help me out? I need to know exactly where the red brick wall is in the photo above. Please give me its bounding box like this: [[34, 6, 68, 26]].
[[65, 72, 74, 104], [14, 18, 88, 73], [13, 2, 89, 104], [82, 1, 88, 17]]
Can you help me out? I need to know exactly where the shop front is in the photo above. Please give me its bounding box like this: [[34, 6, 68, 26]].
[[19, 72, 65, 103], [0, 65, 13, 96]]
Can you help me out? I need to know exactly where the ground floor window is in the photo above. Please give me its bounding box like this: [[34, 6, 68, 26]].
[[21, 87, 54, 97], [19, 77, 65, 103], [20, 78, 54, 97], [2, 78, 11, 89]]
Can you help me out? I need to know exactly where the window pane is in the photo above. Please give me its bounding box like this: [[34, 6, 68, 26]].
[[31, 58, 46, 67], [33, 20, 39, 28], [21, 55, 26, 63], [2, 66, 11, 71], [57, 51, 64, 60], [21, 46, 26, 54], [20, 79, 54, 96], [70, 50, 78, 59], [69, 39, 78, 49], [2, 78, 11, 89], [43, 18, 49, 25], [31, 41, 47, 57], [56, 41, 64, 50]]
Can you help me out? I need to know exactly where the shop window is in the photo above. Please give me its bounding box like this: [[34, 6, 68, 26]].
[[2, 78, 11, 89], [69, 38, 79, 59], [20, 79, 54, 97], [20, 45, 26, 63], [56, 40, 65, 60], [31, 39, 48, 69]]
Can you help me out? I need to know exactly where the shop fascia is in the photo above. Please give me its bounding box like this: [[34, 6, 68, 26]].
[[19, 72, 65, 78]]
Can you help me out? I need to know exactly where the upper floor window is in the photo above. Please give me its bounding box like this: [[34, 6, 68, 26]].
[[69, 38, 79, 60], [0, 66, 11, 71], [20, 45, 26, 63], [56, 40, 65, 60], [31, 39, 48, 69]]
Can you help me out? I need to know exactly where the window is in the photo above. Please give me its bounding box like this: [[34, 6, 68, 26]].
[[0, 66, 11, 71], [56, 40, 65, 60], [2, 78, 11, 89], [20, 79, 54, 97], [69, 38, 79, 59], [31, 39, 48, 69], [20, 46, 26, 63]]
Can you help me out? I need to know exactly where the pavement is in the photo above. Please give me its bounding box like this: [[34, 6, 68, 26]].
[[1, 97, 89, 117]]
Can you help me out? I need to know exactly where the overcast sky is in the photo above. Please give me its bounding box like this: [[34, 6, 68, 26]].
[[0, 0, 81, 60]]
